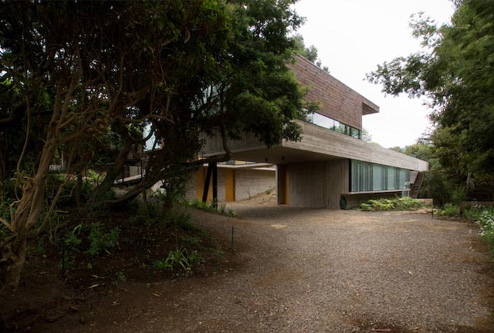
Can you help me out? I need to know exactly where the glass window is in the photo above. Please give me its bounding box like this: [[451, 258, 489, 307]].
[[312, 113, 335, 130], [350, 127, 360, 139], [306, 113, 363, 140], [352, 161, 411, 193], [398, 169, 410, 189], [372, 164, 385, 191], [387, 166, 397, 189]]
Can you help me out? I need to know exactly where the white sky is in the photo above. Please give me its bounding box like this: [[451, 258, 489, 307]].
[[292, 0, 455, 148]]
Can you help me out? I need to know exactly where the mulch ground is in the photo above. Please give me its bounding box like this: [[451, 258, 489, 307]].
[[1, 197, 494, 333]]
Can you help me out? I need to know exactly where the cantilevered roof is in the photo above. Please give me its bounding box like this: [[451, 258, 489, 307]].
[[202, 120, 428, 172]]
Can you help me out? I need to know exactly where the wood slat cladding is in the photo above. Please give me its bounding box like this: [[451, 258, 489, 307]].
[[290, 54, 379, 130]]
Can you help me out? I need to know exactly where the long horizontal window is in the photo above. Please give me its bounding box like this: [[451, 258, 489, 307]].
[[307, 113, 361, 139], [350, 160, 410, 192]]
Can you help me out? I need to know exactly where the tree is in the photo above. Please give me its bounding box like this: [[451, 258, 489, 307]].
[[93, 0, 310, 209], [0, 0, 308, 288], [292, 34, 329, 72], [361, 128, 372, 142], [367, 1, 494, 181]]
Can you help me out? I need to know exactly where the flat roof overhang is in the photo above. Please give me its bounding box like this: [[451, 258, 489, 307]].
[[202, 120, 429, 171]]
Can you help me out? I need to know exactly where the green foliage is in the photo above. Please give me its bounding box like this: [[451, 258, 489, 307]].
[[115, 271, 127, 283], [360, 197, 428, 212], [185, 199, 236, 217], [464, 205, 494, 222], [64, 225, 83, 249], [435, 203, 459, 217], [153, 247, 204, 275], [62, 223, 119, 256], [475, 209, 494, 254], [1, 0, 309, 285], [292, 34, 329, 72], [368, 1, 494, 180], [87, 223, 120, 256], [450, 186, 467, 206]]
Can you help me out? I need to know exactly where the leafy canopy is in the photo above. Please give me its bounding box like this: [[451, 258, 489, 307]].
[[367, 1, 494, 177]]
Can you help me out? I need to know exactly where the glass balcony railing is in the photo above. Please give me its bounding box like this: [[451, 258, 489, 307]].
[[307, 113, 362, 140]]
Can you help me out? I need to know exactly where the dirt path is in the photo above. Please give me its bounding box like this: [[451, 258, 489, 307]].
[[61, 201, 493, 333]]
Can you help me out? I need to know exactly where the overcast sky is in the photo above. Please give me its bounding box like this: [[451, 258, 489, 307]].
[[292, 0, 455, 148]]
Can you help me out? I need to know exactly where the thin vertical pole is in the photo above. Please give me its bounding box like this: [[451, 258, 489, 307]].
[[212, 162, 218, 208], [202, 164, 213, 203]]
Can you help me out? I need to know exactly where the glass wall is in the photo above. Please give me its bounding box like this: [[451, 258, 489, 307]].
[[307, 113, 361, 140], [350, 160, 410, 192]]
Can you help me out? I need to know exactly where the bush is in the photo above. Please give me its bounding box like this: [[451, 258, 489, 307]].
[[87, 223, 120, 256], [435, 203, 459, 217], [450, 186, 467, 206], [476, 210, 494, 254], [360, 197, 427, 212], [62, 222, 120, 256]]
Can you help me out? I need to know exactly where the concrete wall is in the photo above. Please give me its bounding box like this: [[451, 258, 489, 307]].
[[202, 121, 428, 172], [290, 55, 379, 130], [284, 159, 349, 209], [284, 121, 429, 171], [185, 167, 275, 202], [235, 169, 275, 201]]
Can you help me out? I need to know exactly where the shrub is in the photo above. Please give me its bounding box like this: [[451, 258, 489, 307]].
[[87, 223, 120, 256], [463, 205, 494, 221], [450, 186, 467, 206], [359, 197, 427, 212], [435, 203, 459, 217], [476, 210, 494, 254]]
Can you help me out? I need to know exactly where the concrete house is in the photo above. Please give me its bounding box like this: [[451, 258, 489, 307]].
[[188, 55, 428, 209]]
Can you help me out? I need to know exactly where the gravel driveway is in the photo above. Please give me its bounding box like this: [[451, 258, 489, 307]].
[[73, 201, 494, 333]]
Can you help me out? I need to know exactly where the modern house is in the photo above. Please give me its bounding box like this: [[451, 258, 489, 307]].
[[187, 54, 428, 209]]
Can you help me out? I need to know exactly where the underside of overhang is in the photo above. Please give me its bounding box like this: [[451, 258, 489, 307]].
[[201, 121, 429, 171], [208, 145, 343, 165]]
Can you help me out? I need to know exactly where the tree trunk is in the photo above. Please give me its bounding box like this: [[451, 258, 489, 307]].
[[0, 228, 28, 288], [163, 195, 173, 218], [87, 140, 132, 209], [0, 139, 55, 288]]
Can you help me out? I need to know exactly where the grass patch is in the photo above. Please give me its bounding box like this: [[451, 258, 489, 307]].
[[360, 197, 428, 212]]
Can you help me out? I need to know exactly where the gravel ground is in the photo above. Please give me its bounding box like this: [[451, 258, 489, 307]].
[[69, 199, 494, 333]]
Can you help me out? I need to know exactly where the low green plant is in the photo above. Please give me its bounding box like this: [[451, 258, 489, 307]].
[[87, 223, 120, 256], [435, 203, 459, 217], [359, 197, 427, 212], [115, 271, 127, 282], [153, 247, 204, 275], [185, 199, 236, 217], [64, 225, 83, 248], [464, 205, 494, 221], [476, 210, 494, 254]]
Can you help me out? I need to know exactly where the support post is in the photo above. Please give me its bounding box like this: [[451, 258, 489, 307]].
[[202, 164, 213, 203], [212, 161, 218, 208]]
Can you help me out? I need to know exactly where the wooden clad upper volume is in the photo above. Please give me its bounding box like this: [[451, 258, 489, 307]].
[[290, 54, 379, 130]]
